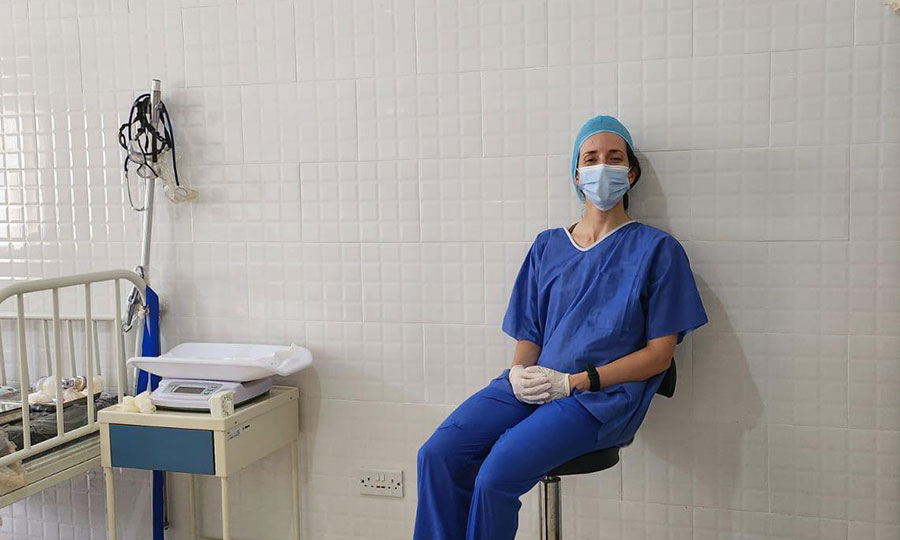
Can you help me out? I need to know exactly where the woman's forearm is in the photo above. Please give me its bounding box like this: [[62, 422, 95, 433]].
[[510, 339, 541, 368], [569, 334, 677, 392]]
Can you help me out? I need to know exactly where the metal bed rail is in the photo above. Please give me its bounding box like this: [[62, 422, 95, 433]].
[[0, 270, 146, 469]]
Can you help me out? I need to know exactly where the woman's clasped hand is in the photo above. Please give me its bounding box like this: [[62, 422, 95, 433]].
[[508, 365, 572, 404]]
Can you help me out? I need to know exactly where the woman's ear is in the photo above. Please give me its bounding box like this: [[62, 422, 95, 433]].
[[627, 167, 635, 185], [574, 169, 580, 187]]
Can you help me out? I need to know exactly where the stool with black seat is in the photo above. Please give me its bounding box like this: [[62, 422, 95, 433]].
[[538, 357, 678, 540]]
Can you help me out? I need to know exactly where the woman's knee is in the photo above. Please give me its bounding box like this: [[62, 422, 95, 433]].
[[474, 451, 519, 492], [417, 423, 458, 465]]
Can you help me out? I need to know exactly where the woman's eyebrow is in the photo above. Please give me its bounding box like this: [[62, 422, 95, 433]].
[[581, 150, 598, 157]]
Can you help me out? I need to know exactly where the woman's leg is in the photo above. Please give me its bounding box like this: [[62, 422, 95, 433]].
[[414, 372, 535, 540], [465, 396, 603, 540]]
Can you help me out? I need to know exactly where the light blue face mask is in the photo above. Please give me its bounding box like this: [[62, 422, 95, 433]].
[[570, 115, 636, 203], [577, 164, 631, 211]]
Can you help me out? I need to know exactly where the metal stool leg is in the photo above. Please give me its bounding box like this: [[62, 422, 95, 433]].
[[539, 475, 561, 540]]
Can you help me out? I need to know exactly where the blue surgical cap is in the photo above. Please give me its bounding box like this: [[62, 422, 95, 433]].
[[570, 115, 635, 201]]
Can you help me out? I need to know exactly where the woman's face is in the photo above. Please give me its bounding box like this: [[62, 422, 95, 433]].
[[574, 132, 636, 188]]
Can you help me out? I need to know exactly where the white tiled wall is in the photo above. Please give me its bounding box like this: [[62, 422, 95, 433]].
[[0, 0, 898, 539]]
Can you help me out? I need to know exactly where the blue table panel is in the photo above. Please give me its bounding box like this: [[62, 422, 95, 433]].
[[109, 424, 215, 475]]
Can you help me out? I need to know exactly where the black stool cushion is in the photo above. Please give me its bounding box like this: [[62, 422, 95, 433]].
[[546, 446, 620, 477], [655, 357, 676, 398]]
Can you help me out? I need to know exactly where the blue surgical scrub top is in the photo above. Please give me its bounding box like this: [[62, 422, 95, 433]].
[[502, 220, 708, 445]]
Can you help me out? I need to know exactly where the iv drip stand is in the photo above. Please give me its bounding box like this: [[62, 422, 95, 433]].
[[120, 79, 169, 537]]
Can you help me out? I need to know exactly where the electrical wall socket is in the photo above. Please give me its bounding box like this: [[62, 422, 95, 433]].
[[359, 468, 403, 498]]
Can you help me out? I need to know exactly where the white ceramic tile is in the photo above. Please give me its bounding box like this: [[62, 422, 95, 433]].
[[619, 500, 692, 539], [361, 243, 423, 323], [422, 323, 509, 406], [624, 151, 693, 239], [769, 0, 854, 51], [849, 241, 900, 336], [302, 321, 423, 403], [299, 162, 361, 243], [183, 2, 296, 87], [189, 163, 299, 243], [302, 243, 362, 322], [548, 0, 619, 65], [241, 80, 358, 164], [691, 148, 849, 241], [34, 93, 90, 170], [849, 335, 900, 431], [421, 243, 484, 325], [692, 330, 767, 424], [854, 0, 900, 45], [765, 241, 850, 336], [619, 54, 769, 152], [765, 332, 848, 427], [693, 0, 771, 56], [481, 156, 549, 242], [125, 6, 186, 90], [618, 58, 692, 151], [188, 242, 249, 320], [357, 72, 482, 161], [295, 0, 416, 80], [360, 242, 485, 325], [358, 160, 420, 242], [691, 53, 769, 149], [689, 241, 767, 335], [846, 429, 900, 524], [483, 64, 617, 156], [769, 514, 848, 540], [848, 521, 900, 540], [850, 143, 900, 241], [0, 0, 27, 21], [771, 47, 853, 147], [239, 163, 301, 243], [691, 420, 768, 512], [621, 415, 696, 506], [769, 424, 850, 520], [616, 0, 692, 61], [27, 17, 81, 94], [852, 44, 900, 144], [418, 156, 547, 243], [693, 507, 771, 540], [547, 154, 584, 229], [415, 0, 547, 73], [0, 93, 37, 169], [696, 0, 853, 54], [0, 6, 33, 96], [418, 158, 486, 242], [77, 12, 135, 93], [164, 86, 243, 166], [483, 241, 529, 328]]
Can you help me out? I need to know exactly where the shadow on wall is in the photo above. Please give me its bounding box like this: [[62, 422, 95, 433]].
[[627, 276, 765, 509]]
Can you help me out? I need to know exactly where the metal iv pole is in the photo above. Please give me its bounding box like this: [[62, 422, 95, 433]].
[[121, 79, 168, 538]]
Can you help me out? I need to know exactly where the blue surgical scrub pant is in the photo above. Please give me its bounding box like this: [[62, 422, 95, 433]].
[[414, 369, 617, 540]]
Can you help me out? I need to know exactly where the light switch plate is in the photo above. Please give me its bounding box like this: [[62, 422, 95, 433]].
[[359, 468, 403, 498]]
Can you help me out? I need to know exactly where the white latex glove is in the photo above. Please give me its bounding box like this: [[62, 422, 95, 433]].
[[508, 365, 551, 404], [524, 366, 571, 403]]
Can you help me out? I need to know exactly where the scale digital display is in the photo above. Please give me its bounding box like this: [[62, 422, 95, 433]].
[[173, 386, 205, 395]]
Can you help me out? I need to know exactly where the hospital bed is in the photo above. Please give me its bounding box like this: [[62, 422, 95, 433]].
[[0, 270, 145, 508]]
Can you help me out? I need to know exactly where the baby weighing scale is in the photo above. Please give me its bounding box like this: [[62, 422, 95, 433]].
[[150, 377, 273, 411], [128, 342, 312, 413]]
